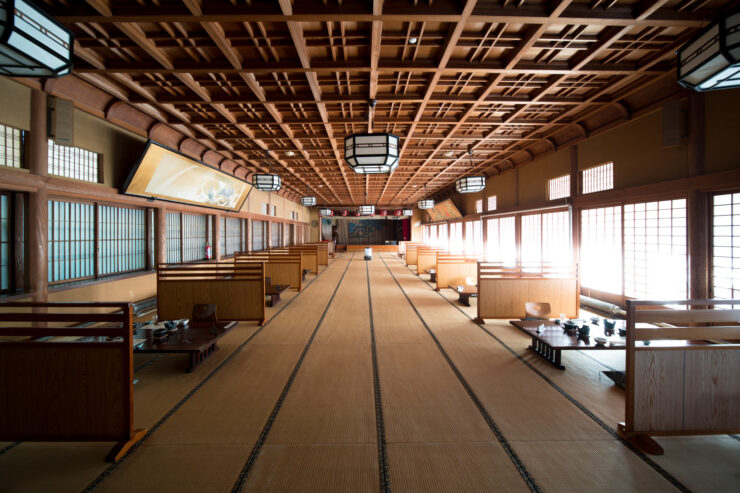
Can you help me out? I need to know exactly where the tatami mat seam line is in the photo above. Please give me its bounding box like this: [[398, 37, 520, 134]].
[[231, 253, 356, 493], [387, 255, 692, 493], [366, 260, 391, 493], [81, 256, 344, 492], [0, 442, 20, 458], [379, 255, 541, 493]]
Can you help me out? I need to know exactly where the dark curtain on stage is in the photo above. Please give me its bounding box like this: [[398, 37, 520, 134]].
[[336, 219, 402, 244]]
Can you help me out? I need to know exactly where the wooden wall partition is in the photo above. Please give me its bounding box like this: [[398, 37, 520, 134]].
[[0, 302, 145, 462], [157, 262, 265, 324], [234, 253, 303, 290], [417, 248, 446, 275], [476, 263, 579, 321], [620, 299, 740, 454], [435, 255, 479, 291], [406, 244, 420, 267]]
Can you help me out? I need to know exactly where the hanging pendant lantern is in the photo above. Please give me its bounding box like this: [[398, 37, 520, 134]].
[[455, 148, 486, 193], [678, 10, 740, 91], [300, 184, 316, 206], [319, 208, 333, 216], [253, 150, 282, 192], [344, 100, 400, 174], [402, 209, 413, 216], [358, 205, 375, 216], [417, 184, 435, 210], [340, 210, 348, 216], [0, 0, 74, 77]]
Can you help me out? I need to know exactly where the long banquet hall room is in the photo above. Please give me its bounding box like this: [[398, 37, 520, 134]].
[[0, 0, 739, 492]]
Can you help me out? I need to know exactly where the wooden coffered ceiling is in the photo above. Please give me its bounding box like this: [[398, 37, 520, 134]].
[[44, 0, 735, 207]]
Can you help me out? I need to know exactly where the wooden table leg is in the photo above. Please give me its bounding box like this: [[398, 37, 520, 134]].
[[527, 338, 565, 370], [460, 293, 471, 306], [266, 294, 274, 307], [187, 344, 220, 372]]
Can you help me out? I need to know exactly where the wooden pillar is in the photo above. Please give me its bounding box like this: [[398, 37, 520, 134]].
[[514, 167, 520, 208], [28, 89, 48, 302], [213, 213, 221, 260], [570, 146, 580, 270], [155, 207, 166, 266], [246, 218, 252, 252], [687, 93, 709, 300]]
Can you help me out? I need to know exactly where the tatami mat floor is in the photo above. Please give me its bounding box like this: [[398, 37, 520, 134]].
[[1, 252, 738, 493]]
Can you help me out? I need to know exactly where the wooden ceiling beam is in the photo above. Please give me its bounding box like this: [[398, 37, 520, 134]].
[[279, 0, 356, 204]]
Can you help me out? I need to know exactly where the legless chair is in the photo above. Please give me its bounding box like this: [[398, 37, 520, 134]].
[[524, 302, 551, 320]]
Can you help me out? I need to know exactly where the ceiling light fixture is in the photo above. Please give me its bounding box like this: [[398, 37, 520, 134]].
[[0, 0, 74, 77], [402, 209, 413, 216], [358, 205, 375, 216], [443, 151, 454, 157], [344, 99, 400, 174], [252, 150, 282, 192], [300, 184, 316, 207], [678, 10, 740, 91], [455, 148, 486, 193], [319, 208, 333, 216], [285, 150, 295, 157], [409, 37, 418, 44], [417, 184, 435, 210]]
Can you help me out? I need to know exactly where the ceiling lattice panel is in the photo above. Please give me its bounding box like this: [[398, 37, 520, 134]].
[[44, 0, 733, 207]]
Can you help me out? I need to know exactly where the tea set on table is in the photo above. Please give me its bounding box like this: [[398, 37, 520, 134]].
[[549, 315, 626, 345]]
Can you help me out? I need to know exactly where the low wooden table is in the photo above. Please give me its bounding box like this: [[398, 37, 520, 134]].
[[424, 269, 437, 282], [134, 321, 238, 372], [266, 284, 289, 307], [450, 284, 477, 306]]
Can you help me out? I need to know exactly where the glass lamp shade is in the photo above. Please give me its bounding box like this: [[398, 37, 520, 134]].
[[402, 209, 413, 216], [300, 196, 316, 207], [417, 199, 434, 210], [455, 176, 486, 193], [319, 208, 333, 216], [358, 205, 375, 216], [0, 0, 74, 77], [344, 133, 400, 174], [678, 10, 740, 91], [253, 173, 282, 192]]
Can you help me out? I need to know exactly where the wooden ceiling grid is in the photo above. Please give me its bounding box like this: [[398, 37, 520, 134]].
[[43, 0, 734, 207]]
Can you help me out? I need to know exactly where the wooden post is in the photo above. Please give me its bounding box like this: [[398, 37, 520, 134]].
[[155, 207, 166, 266], [688, 93, 708, 300], [28, 89, 48, 303], [213, 213, 221, 260]]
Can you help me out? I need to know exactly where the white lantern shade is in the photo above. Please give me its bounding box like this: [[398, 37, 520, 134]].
[[0, 0, 74, 77], [300, 196, 316, 207], [456, 176, 486, 193], [253, 173, 282, 192], [319, 208, 333, 216], [402, 209, 413, 216], [417, 199, 434, 210], [678, 11, 740, 91], [358, 205, 375, 216], [344, 133, 400, 174]]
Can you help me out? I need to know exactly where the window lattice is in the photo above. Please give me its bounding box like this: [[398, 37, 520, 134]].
[[487, 196, 497, 212], [475, 199, 483, 214], [270, 222, 281, 247], [548, 175, 570, 200], [166, 212, 182, 263], [221, 217, 243, 257], [712, 192, 740, 301], [580, 206, 622, 294], [98, 205, 146, 276], [624, 200, 687, 300], [48, 200, 95, 283], [582, 162, 614, 195], [0, 124, 23, 168], [253, 220, 265, 251], [450, 222, 463, 253], [48, 139, 99, 183], [438, 223, 448, 251], [1, 193, 10, 290], [485, 216, 516, 264], [182, 213, 208, 262]]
